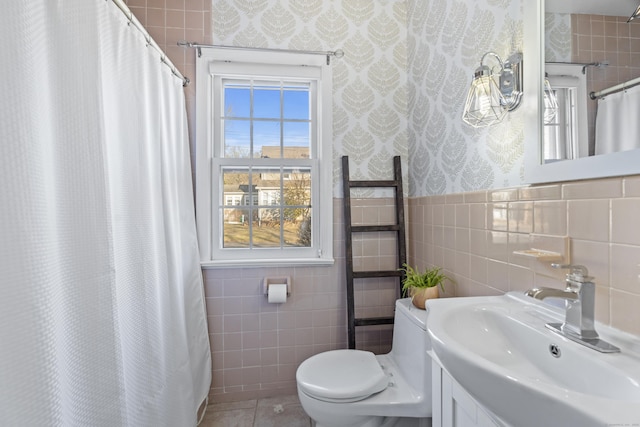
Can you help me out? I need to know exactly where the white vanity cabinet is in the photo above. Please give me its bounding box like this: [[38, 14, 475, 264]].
[[430, 353, 502, 427]]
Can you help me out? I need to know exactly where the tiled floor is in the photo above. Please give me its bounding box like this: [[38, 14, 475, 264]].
[[199, 394, 312, 427]]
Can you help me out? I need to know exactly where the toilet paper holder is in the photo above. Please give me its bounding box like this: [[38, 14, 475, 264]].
[[262, 276, 291, 297]]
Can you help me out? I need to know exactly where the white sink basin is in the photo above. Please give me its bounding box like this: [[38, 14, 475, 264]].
[[427, 292, 640, 427]]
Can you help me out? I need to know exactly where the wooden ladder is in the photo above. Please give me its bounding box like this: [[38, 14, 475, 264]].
[[341, 155, 407, 350]]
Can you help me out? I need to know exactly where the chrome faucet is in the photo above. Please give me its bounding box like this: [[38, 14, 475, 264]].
[[525, 264, 620, 353], [524, 286, 578, 302]]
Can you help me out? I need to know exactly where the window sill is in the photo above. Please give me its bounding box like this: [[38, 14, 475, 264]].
[[200, 257, 335, 269]]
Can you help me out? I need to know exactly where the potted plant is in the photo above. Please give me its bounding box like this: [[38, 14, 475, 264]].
[[400, 263, 451, 309]]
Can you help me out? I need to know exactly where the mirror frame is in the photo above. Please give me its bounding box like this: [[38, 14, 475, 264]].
[[524, 0, 640, 184]]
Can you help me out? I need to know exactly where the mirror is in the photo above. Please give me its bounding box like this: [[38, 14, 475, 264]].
[[524, 0, 640, 184]]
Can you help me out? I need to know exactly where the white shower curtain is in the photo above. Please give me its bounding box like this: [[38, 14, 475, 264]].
[[0, 1, 211, 426], [595, 84, 640, 155]]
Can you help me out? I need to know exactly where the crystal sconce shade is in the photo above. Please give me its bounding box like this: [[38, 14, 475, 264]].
[[462, 67, 507, 127], [462, 52, 523, 128]]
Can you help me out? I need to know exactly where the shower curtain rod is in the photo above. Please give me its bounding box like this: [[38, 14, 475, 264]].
[[590, 75, 640, 100], [111, 0, 190, 87], [177, 41, 344, 65], [545, 61, 609, 75]]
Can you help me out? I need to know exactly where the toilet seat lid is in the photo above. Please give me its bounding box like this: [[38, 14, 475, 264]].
[[296, 350, 388, 402]]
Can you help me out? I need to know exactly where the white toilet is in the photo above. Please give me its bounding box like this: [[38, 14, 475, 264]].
[[296, 298, 432, 427]]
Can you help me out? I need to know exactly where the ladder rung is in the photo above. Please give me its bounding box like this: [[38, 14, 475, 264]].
[[348, 180, 399, 188], [351, 225, 401, 233], [354, 317, 394, 327], [353, 270, 402, 279]]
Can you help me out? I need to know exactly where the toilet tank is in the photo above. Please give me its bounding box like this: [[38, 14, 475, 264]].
[[390, 298, 432, 395]]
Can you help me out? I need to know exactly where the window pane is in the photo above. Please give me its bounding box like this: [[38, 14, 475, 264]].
[[255, 209, 282, 247], [224, 119, 250, 158], [222, 168, 252, 248], [224, 85, 250, 118], [283, 167, 311, 206], [254, 121, 281, 158], [222, 208, 250, 248], [222, 168, 251, 201], [285, 208, 311, 248], [283, 167, 311, 248], [222, 167, 249, 189], [283, 122, 310, 158], [253, 86, 281, 119], [255, 167, 281, 205], [283, 88, 309, 120], [255, 168, 282, 250]]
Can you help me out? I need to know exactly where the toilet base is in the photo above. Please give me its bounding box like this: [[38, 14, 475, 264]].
[[312, 415, 431, 427], [312, 417, 388, 427], [299, 390, 431, 427]]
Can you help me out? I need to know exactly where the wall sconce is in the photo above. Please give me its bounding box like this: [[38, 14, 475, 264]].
[[462, 52, 523, 128], [543, 74, 558, 124]]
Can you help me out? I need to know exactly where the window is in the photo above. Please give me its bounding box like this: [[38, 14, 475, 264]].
[[543, 64, 588, 162], [195, 48, 333, 267]]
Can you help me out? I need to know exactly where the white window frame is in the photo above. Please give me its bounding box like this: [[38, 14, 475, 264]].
[[195, 48, 333, 267]]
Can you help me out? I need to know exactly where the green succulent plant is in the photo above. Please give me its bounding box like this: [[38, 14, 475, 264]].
[[400, 263, 451, 296]]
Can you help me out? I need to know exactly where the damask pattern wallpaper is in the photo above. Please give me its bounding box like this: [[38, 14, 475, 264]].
[[212, 0, 526, 197], [407, 0, 525, 196], [212, 0, 409, 196], [545, 12, 572, 63]]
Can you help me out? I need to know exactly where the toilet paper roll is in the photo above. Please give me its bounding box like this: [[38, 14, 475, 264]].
[[268, 284, 288, 303]]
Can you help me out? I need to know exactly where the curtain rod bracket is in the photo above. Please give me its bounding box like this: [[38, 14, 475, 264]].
[[178, 41, 343, 63]]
